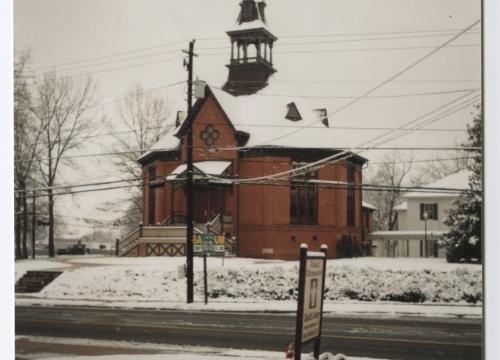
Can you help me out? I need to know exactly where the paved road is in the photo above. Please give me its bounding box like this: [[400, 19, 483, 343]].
[[16, 305, 482, 360]]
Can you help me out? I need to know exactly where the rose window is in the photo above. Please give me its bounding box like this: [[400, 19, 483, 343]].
[[200, 124, 220, 146]]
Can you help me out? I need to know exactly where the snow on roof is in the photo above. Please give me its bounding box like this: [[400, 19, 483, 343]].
[[210, 86, 344, 149], [137, 125, 181, 162], [362, 201, 377, 210], [404, 170, 470, 198], [228, 18, 271, 33], [166, 161, 232, 180], [394, 201, 408, 211], [142, 82, 370, 159]]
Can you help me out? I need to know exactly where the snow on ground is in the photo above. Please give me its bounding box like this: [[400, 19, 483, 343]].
[[17, 336, 380, 360], [15, 257, 482, 318], [39, 354, 376, 360]]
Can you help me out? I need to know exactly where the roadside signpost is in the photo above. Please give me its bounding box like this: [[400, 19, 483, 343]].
[[193, 233, 225, 256], [192, 231, 225, 304], [294, 243, 328, 360]]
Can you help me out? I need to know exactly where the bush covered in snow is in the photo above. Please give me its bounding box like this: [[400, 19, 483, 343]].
[[203, 264, 482, 304]]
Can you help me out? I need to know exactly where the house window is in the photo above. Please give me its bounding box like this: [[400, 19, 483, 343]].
[[420, 203, 438, 220], [290, 164, 318, 225], [347, 164, 355, 227], [148, 166, 156, 225]]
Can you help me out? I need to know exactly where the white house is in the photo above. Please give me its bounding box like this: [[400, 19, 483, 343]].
[[369, 170, 470, 258]]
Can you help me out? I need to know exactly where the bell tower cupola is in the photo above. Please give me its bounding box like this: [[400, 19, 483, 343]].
[[223, 0, 277, 96]]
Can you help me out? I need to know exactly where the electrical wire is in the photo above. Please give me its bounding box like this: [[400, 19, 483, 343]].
[[197, 31, 480, 50], [31, 39, 189, 72], [214, 20, 480, 153], [32, 48, 186, 76], [30, 26, 481, 73], [20, 176, 479, 199], [199, 44, 480, 57], [197, 26, 482, 42], [206, 84, 478, 100]]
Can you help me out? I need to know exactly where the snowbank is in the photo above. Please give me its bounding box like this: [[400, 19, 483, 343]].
[[20, 257, 481, 308]]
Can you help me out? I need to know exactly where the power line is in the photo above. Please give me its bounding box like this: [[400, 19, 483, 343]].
[[367, 156, 470, 165], [14, 177, 142, 194], [199, 44, 480, 57], [370, 94, 481, 147], [222, 20, 480, 153], [14, 155, 470, 195], [197, 31, 480, 50], [32, 48, 185, 76], [197, 26, 482, 42], [46, 56, 186, 81], [207, 86, 479, 183], [29, 26, 481, 72], [16, 144, 480, 165], [16, 80, 185, 112], [34, 32, 480, 76], [21, 176, 479, 199], [31, 39, 188, 72], [207, 84, 478, 100], [205, 79, 481, 84]]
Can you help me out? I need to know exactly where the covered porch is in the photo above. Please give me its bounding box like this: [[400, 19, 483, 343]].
[[368, 230, 447, 258]]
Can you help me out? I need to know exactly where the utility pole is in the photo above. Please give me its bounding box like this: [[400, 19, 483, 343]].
[[31, 184, 36, 259], [183, 40, 196, 303]]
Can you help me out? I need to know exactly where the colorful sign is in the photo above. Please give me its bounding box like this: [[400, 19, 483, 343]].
[[193, 233, 225, 255]]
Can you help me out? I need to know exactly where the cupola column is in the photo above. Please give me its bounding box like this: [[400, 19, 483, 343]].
[[269, 42, 273, 65], [243, 42, 248, 62]]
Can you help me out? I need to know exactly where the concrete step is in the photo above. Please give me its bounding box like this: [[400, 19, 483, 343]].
[[15, 271, 63, 293]]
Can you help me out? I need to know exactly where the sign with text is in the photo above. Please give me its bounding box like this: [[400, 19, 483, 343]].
[[193, 233, 225, 255], [302, 258, 325, 342], [294, 244, 328, 360]]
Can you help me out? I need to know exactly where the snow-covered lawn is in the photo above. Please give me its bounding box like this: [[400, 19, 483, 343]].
[[15, 257, 482, 317]]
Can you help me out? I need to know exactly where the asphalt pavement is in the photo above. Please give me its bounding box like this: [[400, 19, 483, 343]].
[[15, 305, 482, 360]]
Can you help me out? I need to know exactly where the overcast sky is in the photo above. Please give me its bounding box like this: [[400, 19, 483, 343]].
[[13, 0, 482, 235]]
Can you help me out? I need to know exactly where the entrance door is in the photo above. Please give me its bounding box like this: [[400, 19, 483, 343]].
[[193, 186, 223, 224]]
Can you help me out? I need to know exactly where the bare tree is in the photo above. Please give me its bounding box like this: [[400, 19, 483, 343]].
[[106, 84, 173, 226], [364, 152, 414, 231], [413, 146, 469, 185], [30, 72, 99, 257], [14, 52, 46, 259]]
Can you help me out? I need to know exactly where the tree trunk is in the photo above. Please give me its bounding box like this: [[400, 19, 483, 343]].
[[48, 187, 55, 257], [22, 189, 28, 258], [31, 188, 36, 259], [15, 193, 22, 259]]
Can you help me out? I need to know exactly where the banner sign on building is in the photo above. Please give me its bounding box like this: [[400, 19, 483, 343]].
[[294, 244, 328, 360]]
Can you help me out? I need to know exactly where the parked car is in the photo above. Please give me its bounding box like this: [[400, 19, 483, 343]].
[[57, 244, 89, 255]]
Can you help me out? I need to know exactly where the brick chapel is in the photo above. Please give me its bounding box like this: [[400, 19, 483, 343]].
[[129, 0, 372, 260]]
